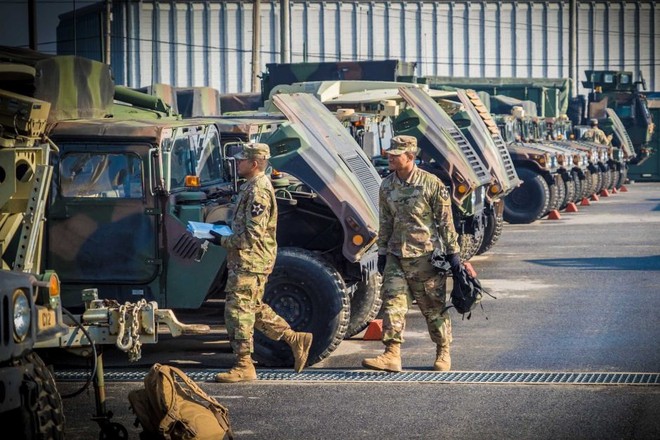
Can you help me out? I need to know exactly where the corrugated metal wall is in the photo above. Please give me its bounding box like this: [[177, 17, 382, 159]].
[[56, 0, 659, 95]]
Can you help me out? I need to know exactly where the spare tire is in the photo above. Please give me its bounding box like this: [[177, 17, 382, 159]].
[[503, 168, 550, 224], [254, 247, 350, 367]]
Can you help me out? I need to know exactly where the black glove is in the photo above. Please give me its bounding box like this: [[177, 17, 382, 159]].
[[377, 254, 387, 276], [209, 229, 224, 246], [447, 253, 462, 276]]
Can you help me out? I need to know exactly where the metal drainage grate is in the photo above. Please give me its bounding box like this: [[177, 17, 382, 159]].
[[55, 369, 660, 385]]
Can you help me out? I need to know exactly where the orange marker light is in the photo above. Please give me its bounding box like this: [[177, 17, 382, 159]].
[[185, 175, 201, 188]]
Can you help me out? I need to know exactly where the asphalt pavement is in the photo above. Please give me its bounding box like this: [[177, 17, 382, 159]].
[[53, 182, 660, 439]]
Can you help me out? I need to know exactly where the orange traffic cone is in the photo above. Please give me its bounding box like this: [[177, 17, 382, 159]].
[[363, 319, 383, 341]]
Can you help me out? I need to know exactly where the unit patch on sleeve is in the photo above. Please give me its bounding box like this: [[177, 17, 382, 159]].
[[251, 202, 266, 217]]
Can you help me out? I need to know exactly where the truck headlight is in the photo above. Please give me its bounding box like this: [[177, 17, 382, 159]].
[[13, 290, 31, 342]]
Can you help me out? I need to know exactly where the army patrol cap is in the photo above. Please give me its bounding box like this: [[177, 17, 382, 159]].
[[590, 118, 599, 126], [385, 135, 418, 155], [234, 142, 271, 160]]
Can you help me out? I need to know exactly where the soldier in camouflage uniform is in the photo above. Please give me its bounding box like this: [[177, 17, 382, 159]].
[[581, 119, 611, 145], [215, 143, 313, 383], [362, 135, 462, 372]]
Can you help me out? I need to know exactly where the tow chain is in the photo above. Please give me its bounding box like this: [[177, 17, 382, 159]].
[[114, 299, 148, 362]]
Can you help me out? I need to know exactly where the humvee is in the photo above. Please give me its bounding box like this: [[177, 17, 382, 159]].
[[46, 92, 380, 366], [264, 81, 497, 260]]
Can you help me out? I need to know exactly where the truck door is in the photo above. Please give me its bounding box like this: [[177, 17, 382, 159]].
[[47, 144, 159, 306]]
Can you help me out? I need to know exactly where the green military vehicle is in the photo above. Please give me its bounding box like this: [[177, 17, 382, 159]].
[[46, 92, 380, 367], [493, 112, 565, 223], [141, 85, 381, 343], [0, 48, 216, 438], [206, 106, 383, 341], [265, 81, 494, 260], [550, 109, 634, 191], [0, 89, 68, 438], [582, 70, 655, 165], [429, 89, 521, 254]]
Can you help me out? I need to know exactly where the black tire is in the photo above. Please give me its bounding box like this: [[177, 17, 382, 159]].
[[582, 170, 593, 199], [560, 175, 575, 210], [0, 351, 65, 439], [609, 169, 618, 190], [503, 168, 550, 224], [617, 166, 628, 189], [571, 171, 583, 201], [601, 167, 611, 191], [459, 232, 484, 261], [345, 273, 383, 338], [594, 170, 604, 194], [547, 177, 564, 214], [254, 247, 350, 367], [476, 210, 503, 255]]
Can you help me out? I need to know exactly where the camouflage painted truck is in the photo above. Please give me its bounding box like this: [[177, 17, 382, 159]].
[[429, 89, 521, 254], [581, 70, 655, 165], [265, 81, 495, 260], [0, 48, 215, 438], [45, 92, 380, 367], [139, 83, 385, 341], [207, 103, 384, 342], [0, 89, 68, 439], [552, 108, 636, 190], [493, 111, 566, 223]]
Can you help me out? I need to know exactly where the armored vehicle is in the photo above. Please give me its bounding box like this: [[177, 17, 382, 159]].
[[207, 101, 383, 341], [494, 113, 563, 223], [265, 81, 494, 260], [0, 48, 215, 438], [430, 89, 521, 254], [46, 92, 380, 366], [0, 89, 68, 438], [582, 70, 655, 164], [140, 83, 384, 340], [549, 109, 633, 191]]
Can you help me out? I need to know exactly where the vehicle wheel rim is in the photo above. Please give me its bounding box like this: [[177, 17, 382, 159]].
[[267, 282, 312, 328]]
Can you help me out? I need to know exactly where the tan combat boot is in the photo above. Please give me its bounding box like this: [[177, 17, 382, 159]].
[[361, 341, 402, 372], [434, 345, 451, 371], [215, 352, 257, 383], [282, 329, 313, 373]]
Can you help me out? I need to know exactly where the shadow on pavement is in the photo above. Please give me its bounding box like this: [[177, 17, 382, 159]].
[[527, 255, 660, 271]]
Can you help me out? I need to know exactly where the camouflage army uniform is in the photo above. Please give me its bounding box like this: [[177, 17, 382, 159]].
[[378, 164, 460, 347], [220, 171, 290, 355], [581, 120, 610, 145], [581, 127, 609, 145]]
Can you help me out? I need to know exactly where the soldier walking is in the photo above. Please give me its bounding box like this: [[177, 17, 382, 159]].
[[362, 136, 462, 372], [214, 143, 313, 383]]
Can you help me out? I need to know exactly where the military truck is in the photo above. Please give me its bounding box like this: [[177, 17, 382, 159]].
[[206, 104, 383, 341], [581, 70, 655, 164], [265, 81, 495, 260], [46, 92, 380, 366], [423, 70, 654, 167], [493, 112, 564, 223], [430, 89, 521, 254], [0, 48, 216, 438], [0, 89, 68, 438], [141, 85, 381, 343], [550, 109, 634, 191]]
